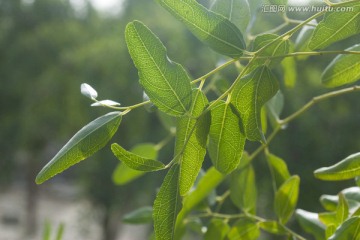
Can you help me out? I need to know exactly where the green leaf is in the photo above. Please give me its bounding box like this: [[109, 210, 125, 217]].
[[337, 193, 350, 224], [208, 100, 246, 174], [111, 143, 165, 171], [204, 219, 230, 240], [247, 34, 290, 73], [355, 177, 360, 187], [227, 218, 260, 240], [275, 175, 300, 224], [123, 206, 153, 224], [55, 223, 65, 240], [175, 167, 225, 239], [295, 209, 326, 240], [319, 212, 338, 227], [182, 167, 224, 213], [326, 224, 337, 239], [35, 112, 122, 184], [314, 153, 360, 181], [210, 0, 251, 34], [237, 151, 252, 170], [266, 152, 291, 189], [321, 44, 360, 88], [308, 2, 360, 50], [112, 143, 158, 185], [328, 217, 360, 240], [320, 187, 360, 212], [156, 0, 246, 58], [125, 21, 192, 117], [153, 165, 182, 240], [230, 165, 257, 214], [320, 195, 338, 212], [352, 206, 360, 217], [261, 107, 268, 135], [295, 21, 316, 59], [214, 77, 231, 95], [258, 221, 287, 235], [343, 187, 360, 203], [43, 221, 51, 240], [175, 89, 210, 196], [281, 44, 297, 88], [231, 66, 279, 142], [266, 91, 284, 128]]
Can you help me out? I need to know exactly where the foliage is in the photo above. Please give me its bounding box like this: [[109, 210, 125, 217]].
[[35, 0, 360, 239], [42, 221, 64, 240]]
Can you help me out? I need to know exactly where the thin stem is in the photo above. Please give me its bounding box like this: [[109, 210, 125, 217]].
[[204, 57, 256, 112], [248, 126, 281, 162], [215, 190, 231, 212], [283, 225, 307, 240], [192, 211, 267, 222], [191, 58, 238, 84], [263, 50, 360, 60], [194, 211, 265, 222], [155, 133, 175, 151], [164, 156, 178, 169], [123, 100, 152, 110], [198, 78, 206, 90], [324, 0, 333, 6], [245, 86, 360, 173], [263, 22, 289, 35], [198, 6, 331, 117], [237, 50, 360, 61], [279, 86, 360, 125], [330, 0, 359, 6], [92, 99, 151, 111], [285, 17, 317, 27], [264, 147, 278, 195], [255, 10, 326, 55]]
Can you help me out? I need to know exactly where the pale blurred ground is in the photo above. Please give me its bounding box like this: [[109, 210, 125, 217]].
[[0, 184, 149, 240]]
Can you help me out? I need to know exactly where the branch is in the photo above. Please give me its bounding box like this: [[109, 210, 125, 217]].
[[280, 85, 360, 125], [191, 58, 238, 84], [264, 50, 360, 60]]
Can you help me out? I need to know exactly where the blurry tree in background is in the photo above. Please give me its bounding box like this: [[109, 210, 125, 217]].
[[1, 0, 359, 239], [0, 0, 213, 239]]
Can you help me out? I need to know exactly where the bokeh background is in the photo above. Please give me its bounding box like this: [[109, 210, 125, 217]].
[[0, 0, 359, 239]]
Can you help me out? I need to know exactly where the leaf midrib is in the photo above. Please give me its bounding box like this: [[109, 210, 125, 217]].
[[155, 166, 180, 240], [317, 164, 360, 179], [253, 67, 266, 139], [215, 102, 228, 169], [280, 179, 296, 223], [114, 147, 164, 169], [48, 113, 119, 167], [161, 0, 244, 53], [313, 9, 360, 49], [132, 23, 188, 114], [324, 61, 360, 83]]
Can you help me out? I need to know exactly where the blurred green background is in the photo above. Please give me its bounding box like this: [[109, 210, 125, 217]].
[[0, 0, 359, 239]]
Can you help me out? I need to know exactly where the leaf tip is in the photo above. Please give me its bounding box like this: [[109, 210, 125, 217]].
[[35, 167, 46, 184], [35, 176, 43, 185], [313, 168, 326, 179]]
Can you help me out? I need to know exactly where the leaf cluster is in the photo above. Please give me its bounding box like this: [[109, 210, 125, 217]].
[[35, 0, 360, 239]]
